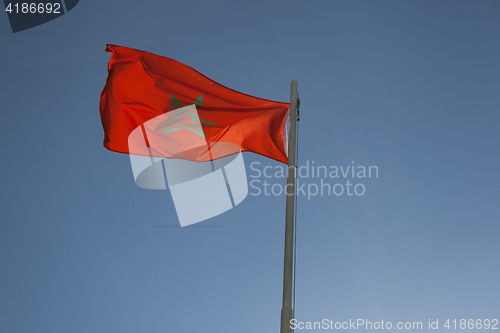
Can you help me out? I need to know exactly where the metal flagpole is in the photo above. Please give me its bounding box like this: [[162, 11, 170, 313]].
[[281, 80, 299, 333]]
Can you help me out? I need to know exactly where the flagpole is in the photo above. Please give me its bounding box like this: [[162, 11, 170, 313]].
[[281, 80, 299, 333]]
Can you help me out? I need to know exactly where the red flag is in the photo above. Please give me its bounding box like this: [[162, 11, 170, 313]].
[[99, 45, 290, 163]]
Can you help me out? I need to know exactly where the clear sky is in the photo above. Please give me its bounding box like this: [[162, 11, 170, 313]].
[[1, 1, 499, 332]]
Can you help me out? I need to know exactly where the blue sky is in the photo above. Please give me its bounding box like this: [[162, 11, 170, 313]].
[[1, 1, 499, 332]]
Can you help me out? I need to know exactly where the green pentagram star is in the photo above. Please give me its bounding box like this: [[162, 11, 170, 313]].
[[162, 94, 217, 138]]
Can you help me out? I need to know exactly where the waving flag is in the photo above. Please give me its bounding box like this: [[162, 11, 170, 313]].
[[99, 44, 290, 164]]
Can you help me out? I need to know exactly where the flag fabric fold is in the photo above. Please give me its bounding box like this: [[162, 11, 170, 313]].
[[99, 44, 290, 164]]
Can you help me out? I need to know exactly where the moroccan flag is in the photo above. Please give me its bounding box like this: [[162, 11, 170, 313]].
[[99, 45, 290, 164]]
